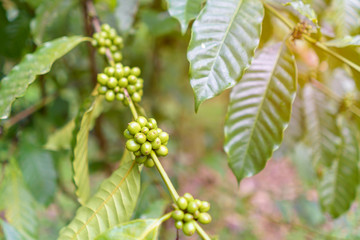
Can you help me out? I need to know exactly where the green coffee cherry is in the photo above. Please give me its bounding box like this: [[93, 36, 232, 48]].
[[118, 77, 128, 87], [134, 133, 147, 144], [136, 155, 147, 164], [156, 128, 162, 134], [131, 67, 141, 76], [123, 66, 131, 76], [148, 118, 157, 129], [101, 24, 111, 31], [183, 221, 196, 236], [177, 197, 188, 210], [128, 122, 141, 135], [141, 127, 149, 134], [136, 116, 148, 127], [151, 138, 161, 150], [199, 201, 210, 212], [104, 39, 112, 47], [131, 92, 141, 103], [193, 210, 200, 219], [147, 129, 158, 142], [187, 201, 199, 214], [134, 150, 141, 157], [175, 221, 183, 230], [155, 145, 168, 156], [183, 193, 194, 202], [123, 129, 133, 139], [105, 91, 115, 102], [158, 132, 169, 144], [144, 158, 154, 167], [172, 210, 184, 221], [97, 73, 108, 85], [126, 139, 140, 152], [113, 52, 122, 62], [198, 212, 212, 224], [116, 93, 124, 101], [115, 68, 124, 78], [141, 142, 152, 155], [105, 67, 115, 76], [98, 47, 106, 55], [195, 199, 202, 207], [127, 85, 136, 94], [107, 77, 118, 88], [98, 86, 107, 94], [114, 86, 120, 93], [183, 213, 194, 222]]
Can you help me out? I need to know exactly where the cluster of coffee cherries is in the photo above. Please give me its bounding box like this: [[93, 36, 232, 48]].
[[124, 116, 169, 167], [97, 64, 143, 104], [92, 24, 123, 62], [171, 193, 212, 236]]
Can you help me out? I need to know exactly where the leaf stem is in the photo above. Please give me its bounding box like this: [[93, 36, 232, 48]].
[[124, 89, 138, 120], [150, 151, 179, 202], [263, 2, 360, 74]]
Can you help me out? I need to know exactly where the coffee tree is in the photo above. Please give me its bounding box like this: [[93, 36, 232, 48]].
[[0, 0, 360, 239]]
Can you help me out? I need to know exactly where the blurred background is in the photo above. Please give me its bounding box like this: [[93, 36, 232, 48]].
[[1, 0, 360, 239]]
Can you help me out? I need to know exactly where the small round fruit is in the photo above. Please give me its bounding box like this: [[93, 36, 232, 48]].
[[108, 29, 116, 39], [98, 85, 107, 94], [113, 52, 122, 62], [131, 67, 141, 77], [144, 158, 154, 167], [195, 199, 202, 207], [101, 24, 111, 32], [128, 75, 137, 84], [175, 221, 183, 230], [155, 145, 168, 157], [187, 201, 199, 214], [193, 210, 200, 219], [98, 37, 106, 46], [107, 77, 118, 88], [198, 212, 212, 224], [97, 73, 108, 85], [147, 129, 158, 142], [156, 128, 162, 134], [172, 210, 184, 221], [136, 116, 148, 127], [115, 68, 124, 78], [131, 92, 141, 103], [136, 155, 147, 164], [127, 122, 141, 135], [127, 85, 136, 94], [148, 118, 157, 129], [158, 132, 169, 144], [118, 77, 128, 87], [177, 197, 188, 210], [110, 45, 118, 52], [105, 90, 115, 102], [91, 39, 98, 46], [141, 142, 152, 155], [100, 31, 108, 38], [183, 193, 194, 202], [115, 63, 123, 68], [116, 93, 124, 101], [114, 86, 120, 93], [98, 47, 106, 55], [134, 133, 147, 144], [123, 66, 131, 76], [151, 137, 161, 150], [141, 127, 149, 134], [113, 36, 123, 46], [104, 39, 112, 47], [105, 67, 115, 76], [199, 201, 210, 212], [183, 213, 193, 222], [183, 221, 196, 236], [126, 139, 140, 152], [135, 82, 143, 90], [123, 129, 133, 139], [134, 150, 141, 157], [93, 32, 100, 39]]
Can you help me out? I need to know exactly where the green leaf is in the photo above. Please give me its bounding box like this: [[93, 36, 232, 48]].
[[166, 0, 203, 34], [115, 0, 139, 33], [284, 1, 319, 28], [95, 215, 170, 240], [18, 146, 57, 205], [58, 161, 141, 240], [140, 10, 179, 37], [303, 84, 342, 167], [224, 42, 297, 182], [1, 221, 25, 240], [71, 96, 103, 205], [319, 123, 359, 218], [330, 0, 360, 37], [0, 36, 88, 120], [0, 159, 38, 240], [188, 0, 264, 111], [324, 35, 360, 48], [30, 0, 70, 45], [44, 120, 75, 151]]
